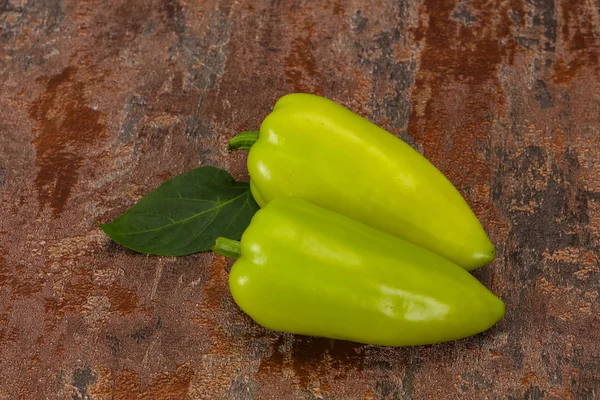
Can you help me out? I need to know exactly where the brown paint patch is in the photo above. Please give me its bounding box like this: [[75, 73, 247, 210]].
[[199, 255, 229, 323], [113, 366, 193, 400], [509, 0, 525, 29], [88, 0, 155, 59], [291, 337, 364, 388], [364, 388, 375, 400], [0, 246, 44, 298], [44, 262, 140, 330], [86, 367, 113, 399], [29, 67, 106, 216], [30, 354, 41, 367], [520, 370, 539, 387], [0, 308, 19, 350], [409, 0, 520, 210], [285, 36, 322, 94], [332, 0, 344, 16], [258, 335, 364, 389], [44, 265, 95, 330], [553, 0, 599, 84], [106, 284, 140, 315], [37, 234, 144, 329], [543, 247, 599, 281], [538, 277, 562, 296], [257, 336, 286, 377], [196, 255, 236, 353], [55, 333, 66, 357], [284, 11, 323, 95], [548, 387, 574, 400]]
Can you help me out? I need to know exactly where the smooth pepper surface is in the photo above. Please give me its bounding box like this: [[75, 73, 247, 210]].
[[240, 93, 495, 271], [223, 197, 505, 347]]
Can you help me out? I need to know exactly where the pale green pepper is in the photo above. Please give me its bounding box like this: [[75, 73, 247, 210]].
[[229, 94, 495, 270], [212, 197, 505, 346]]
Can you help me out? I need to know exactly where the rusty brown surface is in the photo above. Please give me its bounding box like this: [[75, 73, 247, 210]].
[[0, 0, 599, 398]]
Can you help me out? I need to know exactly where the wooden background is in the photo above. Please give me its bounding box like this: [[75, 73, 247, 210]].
[[1, 0, 599, 398]]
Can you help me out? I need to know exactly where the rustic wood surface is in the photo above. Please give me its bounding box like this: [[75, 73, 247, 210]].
[[1, 0, 599, 399]]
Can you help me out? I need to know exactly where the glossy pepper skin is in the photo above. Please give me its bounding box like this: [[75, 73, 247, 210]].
[[232, 93, 495, 271], [216, 197, 505, 347]]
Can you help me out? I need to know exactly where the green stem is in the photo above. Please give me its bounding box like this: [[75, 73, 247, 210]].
[[211, 237, 241, 259], [229, 131, 259, 150]]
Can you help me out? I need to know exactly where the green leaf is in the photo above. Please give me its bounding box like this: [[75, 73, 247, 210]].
[[100, 166, 259, 256]]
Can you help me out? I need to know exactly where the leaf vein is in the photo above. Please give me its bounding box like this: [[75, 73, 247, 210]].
[[109, 192, 249, 235]]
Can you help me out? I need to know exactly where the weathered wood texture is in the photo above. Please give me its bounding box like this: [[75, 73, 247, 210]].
[[1, 0, 599, 398]]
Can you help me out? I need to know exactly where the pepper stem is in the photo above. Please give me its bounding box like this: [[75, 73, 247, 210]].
[[211, 237, 241, 259], [228, 131, 259, 150]]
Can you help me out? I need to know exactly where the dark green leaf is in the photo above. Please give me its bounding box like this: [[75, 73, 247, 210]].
[[100, 166, 259, 256]]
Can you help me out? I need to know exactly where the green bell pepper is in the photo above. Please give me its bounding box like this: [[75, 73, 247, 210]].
[[212, 197, 505, 347], [230, 94, 495, 271]]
